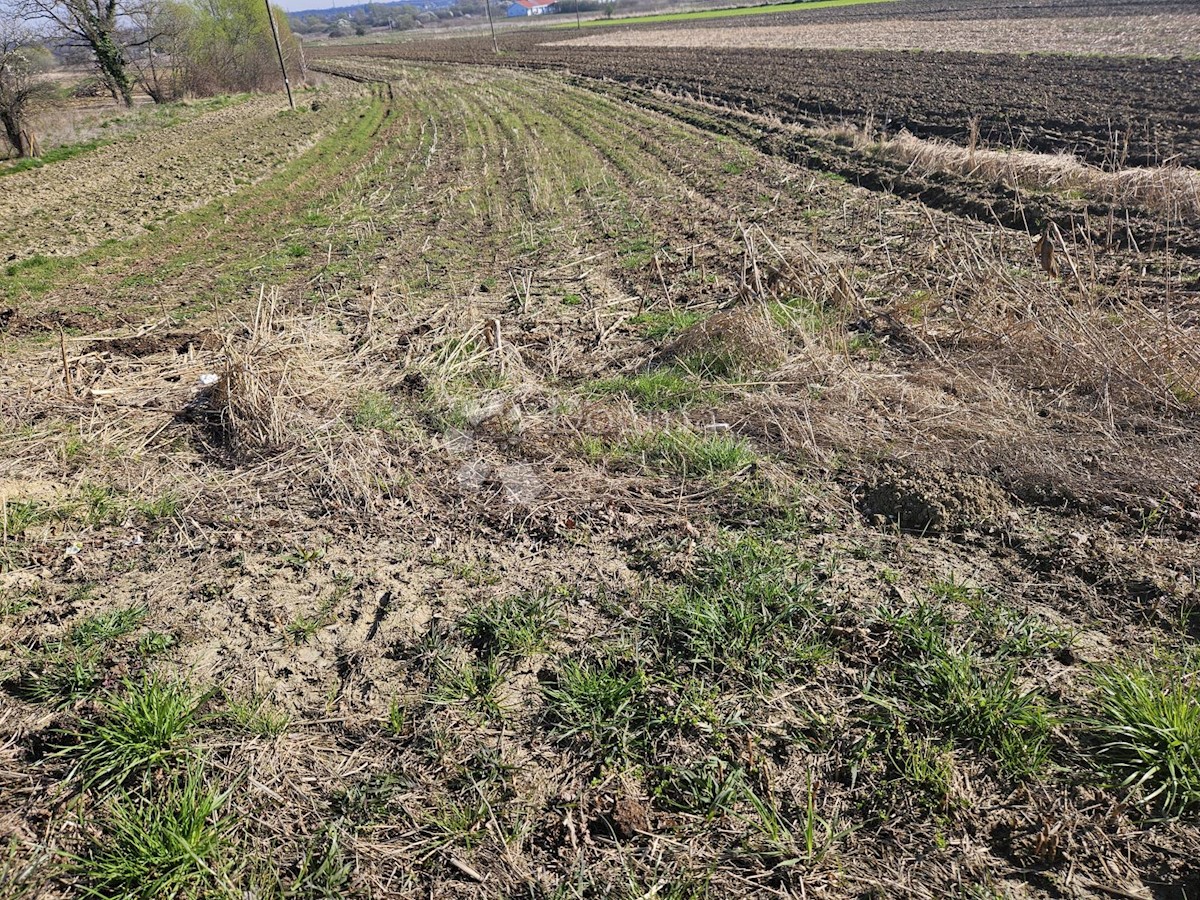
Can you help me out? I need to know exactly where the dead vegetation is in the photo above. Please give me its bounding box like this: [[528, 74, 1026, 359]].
[[829, 125, 1200, 222], [0, 56, 1199, 900], [211, 292, 330, 460]]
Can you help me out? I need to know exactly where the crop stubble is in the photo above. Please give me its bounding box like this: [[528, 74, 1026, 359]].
[[1, 43, 1199, 900]]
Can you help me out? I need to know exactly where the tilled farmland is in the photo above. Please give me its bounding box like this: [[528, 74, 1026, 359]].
[[0, 96, 352, 261], [2, 2, 1200, 899], [320, 0, 1200, 169], [559, 15, 1200, 57]]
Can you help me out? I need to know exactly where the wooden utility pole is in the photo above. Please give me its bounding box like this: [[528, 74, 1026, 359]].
[[265, 0, 295, 110], [485, 0, 499, 54], [296, 35, 308, 81], [575, 0, 581, 28]]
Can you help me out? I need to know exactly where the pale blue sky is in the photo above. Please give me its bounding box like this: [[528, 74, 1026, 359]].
[[279, 0, 380, 12], [279, 0, 337, 12], [0, 0, 370, 19]]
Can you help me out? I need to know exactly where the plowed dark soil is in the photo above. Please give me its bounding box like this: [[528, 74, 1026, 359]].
[[689, 0, 1197, 26], [317, 0, 1200, 168]]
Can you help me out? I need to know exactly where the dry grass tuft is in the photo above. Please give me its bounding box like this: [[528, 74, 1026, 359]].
[[212, 355, 293, 460], [201, 289, 415, 515], [211, 293, 338, 462], [845, 127, 1200, 221]]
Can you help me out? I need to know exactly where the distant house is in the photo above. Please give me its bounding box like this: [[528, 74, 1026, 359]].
[[506, 0, 555, 15]]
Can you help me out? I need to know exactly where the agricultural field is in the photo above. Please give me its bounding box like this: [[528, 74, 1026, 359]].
[[0, 95, 342, 260], [327, 0, 1200, 169], [562, 14, 1200, 57], [1, 0, 1199, 898]]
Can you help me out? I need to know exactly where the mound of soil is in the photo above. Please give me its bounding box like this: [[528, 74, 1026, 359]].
[[659, 303, 786, 375], [858, 464, 1013, 534], [85, 330, 220, 358]]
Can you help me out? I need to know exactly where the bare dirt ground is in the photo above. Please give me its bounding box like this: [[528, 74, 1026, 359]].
[[557, 14, 1200, 57], [0, 25, 1199, 900], [692, 0, 1199, 27]]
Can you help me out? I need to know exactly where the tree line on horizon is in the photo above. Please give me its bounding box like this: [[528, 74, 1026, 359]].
[[288, 0, 612, 38]]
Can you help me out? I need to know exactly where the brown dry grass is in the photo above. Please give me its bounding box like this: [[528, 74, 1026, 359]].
[[211, 290, 345, 461], [829, 126, 1200, 222], [714, 207, 1200, 521]]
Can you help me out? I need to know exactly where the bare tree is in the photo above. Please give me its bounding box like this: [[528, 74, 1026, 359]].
[[126, 0, 191, 102], [0, 18, 52, 156], [16, 0, 134, 105]]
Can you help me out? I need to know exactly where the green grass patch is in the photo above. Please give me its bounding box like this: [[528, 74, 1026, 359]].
[[652, 755, 745, 818], [902, 650, 1052, 777], [1, 253, 67, 298], [0, 139, 108, 177], [65, 675, 205, 789], [588, 369, 716, 411], [137, 630, 178, 657], [871, 601, 1056, 777], [671, 346, 745, 380], [351, 391, 402, 433], [631, 309, 703, 340], [618, 235, 656, 269], [289, 827, 356, 896], [224, 693, 291, 737], [542, 649, 734, 766], [460, 589, 565, 659], [3, 485, 161, 534], [3, 486, 179, 535], [76, 483, 123, 526], [131, 493, 180, 523], [68, 605, 148, 649], [935, 579, 1070, 658], [430, 654, 508, 721], [0, 499, 53, 537], [1087, 659, 1200, 815], [10, 644, 102, 706], [650, 534, 830, 683], [542, 655, 652, 763], [574, 0, 894, 27], [8, 602, 153, 706], [78, 768, 230, 900], [880, 728, 957, 810], [588, 429, 757, 477], [0, 587, 37, 619]]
